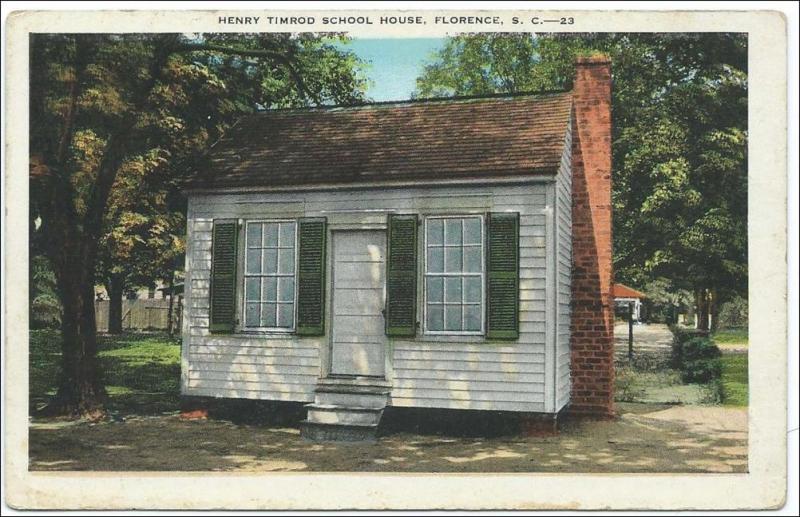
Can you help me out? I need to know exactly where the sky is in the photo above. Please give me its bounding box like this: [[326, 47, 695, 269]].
[[340, 38, 446, 101]]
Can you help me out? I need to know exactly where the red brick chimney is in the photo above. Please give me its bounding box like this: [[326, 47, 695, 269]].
[[570, 55, 614, 417]]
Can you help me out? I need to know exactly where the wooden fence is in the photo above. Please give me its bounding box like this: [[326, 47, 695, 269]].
[[95, 298, 182, 333]]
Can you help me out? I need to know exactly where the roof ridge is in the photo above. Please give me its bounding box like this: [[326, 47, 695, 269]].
[[252, 89, 572, 115]]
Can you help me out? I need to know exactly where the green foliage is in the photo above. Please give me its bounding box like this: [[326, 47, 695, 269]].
[[31, 33, 368, 293], [30, 255, 62, 328], [669, 324, 710, 368], [614, 366, 647, 402], [415, 33, 748, 304], [717, 296, 748, 330], [678, 337, 722, 383], [30, 330, 181, 415], [720, 353, 748, 406], [641, 277, 693, 323]]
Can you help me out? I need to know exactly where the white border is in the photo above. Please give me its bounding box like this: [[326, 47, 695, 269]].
[[2, 3, 794, 512]]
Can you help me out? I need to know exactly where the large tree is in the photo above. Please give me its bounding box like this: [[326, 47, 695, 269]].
[[416, 33, 748, 330], [30, 33, 366, 416]]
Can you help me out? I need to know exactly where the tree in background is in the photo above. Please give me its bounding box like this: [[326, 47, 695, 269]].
[[30, 33, 366, 416], [416, 33, 748, 331]]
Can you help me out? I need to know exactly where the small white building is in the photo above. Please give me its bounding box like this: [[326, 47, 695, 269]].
[[613, 283, 646, 322], [181, 57, 616, 439]]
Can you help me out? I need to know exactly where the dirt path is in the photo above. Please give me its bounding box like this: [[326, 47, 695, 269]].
[[29, 403, 747, 473], [614, 322, 674, 366]]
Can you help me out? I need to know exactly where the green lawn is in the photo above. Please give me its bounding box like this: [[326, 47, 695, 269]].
[[712, 329, 748, 347], [720, 353, 748, 406], [30, 329, 181, 416]]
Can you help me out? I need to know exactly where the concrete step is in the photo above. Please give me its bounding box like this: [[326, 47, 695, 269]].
[[306, 404, 384, 426], [315, 376, 391, 393], [314, 390, 389, 409], [300, 421, 380, 442]]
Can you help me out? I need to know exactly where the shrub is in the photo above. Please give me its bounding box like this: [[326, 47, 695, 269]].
[[679, 337, 722, 383], [614, 366, 646, 402], [718, 296, 748, 329], [669, 325, 710, 369]]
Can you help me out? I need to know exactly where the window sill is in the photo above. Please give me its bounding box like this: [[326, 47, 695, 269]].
[[231, 330, 297, 339]]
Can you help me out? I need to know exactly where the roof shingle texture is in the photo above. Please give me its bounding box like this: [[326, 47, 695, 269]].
[[189, 92, 573, 189]]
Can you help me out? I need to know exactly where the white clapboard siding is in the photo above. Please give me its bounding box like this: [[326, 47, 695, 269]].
[[183, 182, 557, 411], [389, 397, 546, 413], [554, 124, 573, 411]]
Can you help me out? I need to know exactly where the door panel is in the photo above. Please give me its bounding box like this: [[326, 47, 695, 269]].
[[330, 231, 387, 377]]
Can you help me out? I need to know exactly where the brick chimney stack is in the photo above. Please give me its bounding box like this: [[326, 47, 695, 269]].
[[569, 55, 614, 417]]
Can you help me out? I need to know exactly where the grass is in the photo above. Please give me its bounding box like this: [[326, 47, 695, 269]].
[[29, 329, 181, 416], [712, 328, 748, 347], [720, 353, 748, 406]]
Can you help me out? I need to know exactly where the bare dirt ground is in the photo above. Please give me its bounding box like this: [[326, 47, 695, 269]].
[[29, 403, 747, 473]]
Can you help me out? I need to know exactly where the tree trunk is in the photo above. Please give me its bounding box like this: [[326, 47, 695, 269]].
[[107, 273, 124, 334], [696, 289, 710, 331], [166, 269, 175, 337], [710, 288, 719, 333], [48, 254, 106, 418]]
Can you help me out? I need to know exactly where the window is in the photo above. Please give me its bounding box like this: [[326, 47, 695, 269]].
[[424, 216, 484, 334], [242, 220, 297, 330]]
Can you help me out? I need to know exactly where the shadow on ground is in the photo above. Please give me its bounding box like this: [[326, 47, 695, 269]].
[[29, 402, 747, 473]]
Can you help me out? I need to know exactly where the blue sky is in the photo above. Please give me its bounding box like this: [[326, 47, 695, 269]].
[[339, 38, 446, 101]]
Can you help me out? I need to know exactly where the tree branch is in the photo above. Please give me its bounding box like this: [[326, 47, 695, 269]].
[[82, 35, 180, 254], [174, 42, 317, 104]]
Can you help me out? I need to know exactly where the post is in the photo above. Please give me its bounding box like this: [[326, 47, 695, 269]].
[[628, 301, 634, 361], [167, 269, 175, 338]]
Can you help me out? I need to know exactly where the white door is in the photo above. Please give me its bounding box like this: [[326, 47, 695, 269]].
[[330, 230, 387, 377]]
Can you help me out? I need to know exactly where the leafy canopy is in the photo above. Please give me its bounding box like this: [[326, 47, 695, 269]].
[[416, 33, 747, 301]]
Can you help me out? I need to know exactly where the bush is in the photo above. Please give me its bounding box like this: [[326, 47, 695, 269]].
[[718, 296, 748, 329], [669, 325, 710, 369], [679, 337, 722, 383]]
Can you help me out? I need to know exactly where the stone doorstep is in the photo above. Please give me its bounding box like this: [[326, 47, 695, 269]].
[[306, 404, 384, 426], [299, 420, 380, 442], [314, 375, 391, 393]]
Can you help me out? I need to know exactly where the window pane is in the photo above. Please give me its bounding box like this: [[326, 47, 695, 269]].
[[247, 223, 262, 248], [464, 277, 481, 303], [445, 277, 462, 303], [426, 276, 443, 303], [464, 305, 481, 331], [445, 305, 462, 331], [278, 248, 295, 274], [279, 223, 295, 247], [278, 277, 295, 302], [263, 277, 278, 302], [245, 302, 260, 327], [445, 219, 462, 245], [426, 304, 443, 331], [464, 245, 481, 273], [246, 249, 261, 274], [426, 219, 443, 245], [427, 247, 443, 273], [263, 223, 279, 247], [261, 303, 277, 327], [262, 248, 278, 274], [463, 218, 481, 245], [445, 248, 462, 273], [277, 303, 294, 327], [245, 278, 261, 302]]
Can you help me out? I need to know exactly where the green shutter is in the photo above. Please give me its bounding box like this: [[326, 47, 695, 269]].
[[386, 214, 418, 336], [209, 220, 238, 333], [296, 217, 327, 336], [486, 212, 520, 339]]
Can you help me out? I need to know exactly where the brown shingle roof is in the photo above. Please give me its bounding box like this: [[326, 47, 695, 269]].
[[188, 91, 573, 189]]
